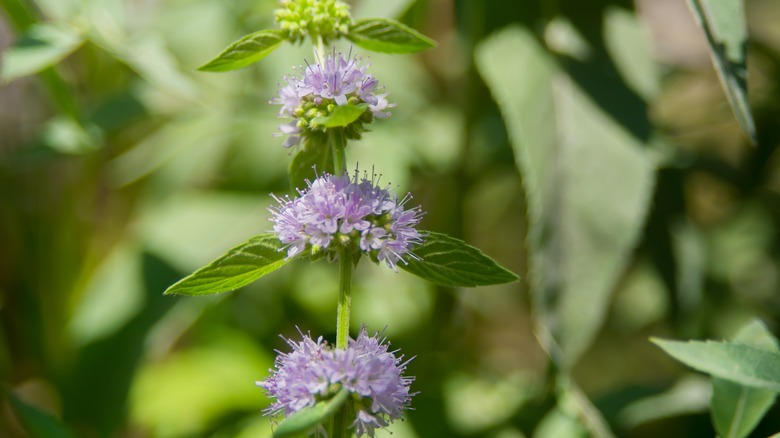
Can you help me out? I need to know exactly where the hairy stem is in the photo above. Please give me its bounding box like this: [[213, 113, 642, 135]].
[[336, 248, 353, 350], [330, 127, 347, 175]]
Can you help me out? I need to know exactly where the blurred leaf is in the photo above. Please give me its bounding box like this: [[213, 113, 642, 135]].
[[62, 253, 178, 435], [687, 0, 756, 145], [347, 18, 436, 54], [533, 406, 589, 438], [68, 241, 144, 346], [198, 29, 284, 72], [399, 231, 518, 287], [5, 390, 78, 438], [443, 372, 535, 434], [273, 388, 348, 438], [119, 34, 199, 99], [130, 331, 271, 437], [711, 320, 779, 438], [476, 26, 655, 367], [110, 113, 228, 187], [164, 234, 291, 296], [290, 141, 333, 189], [602, 7, 660, 100], [652, 338, 780, 391], [311, 104, 368, 128], [1, 23, 84, 83], [352, 0, 416, 19], [140, 192, 272, 273], [42, 115, 103, 154], [617, 375, 711, 429]]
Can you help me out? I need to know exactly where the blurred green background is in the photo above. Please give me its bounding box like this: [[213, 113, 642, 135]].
[[1, 0, 780, 437]]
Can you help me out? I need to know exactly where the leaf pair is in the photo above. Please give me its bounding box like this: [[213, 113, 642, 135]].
[[164, 231, 517, 296], [198, 18, 436, 72]]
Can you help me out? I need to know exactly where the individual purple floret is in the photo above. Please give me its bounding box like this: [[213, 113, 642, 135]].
[[270, 50, 394, 148], [269, 171, 423, 269], [258, 328, 416, 438]]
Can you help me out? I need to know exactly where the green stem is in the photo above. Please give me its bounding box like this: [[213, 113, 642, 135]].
[[336, 248, 352, 350], [331, 402, 351, 438], [330, 128, 347, 175]]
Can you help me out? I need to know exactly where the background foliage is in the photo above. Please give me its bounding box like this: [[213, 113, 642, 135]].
[[1, 0, 780, 437]]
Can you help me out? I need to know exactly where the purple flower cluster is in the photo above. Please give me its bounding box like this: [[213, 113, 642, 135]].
[[258, 328, 415, 437], [271, 50, 394, 148], [270, 172, 423, 269]]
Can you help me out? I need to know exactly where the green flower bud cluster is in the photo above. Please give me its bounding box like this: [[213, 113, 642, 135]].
[[274, 0, 351, 45]]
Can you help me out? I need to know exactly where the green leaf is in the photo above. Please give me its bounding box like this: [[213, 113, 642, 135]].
[[711, 320, 779, 438], [652, 338, 780, 391], [197, 29, 284, 72], [289, 140, 333, 190], [476, 26, 655, 368], [164, 234, 291, 295], [273, 389, 349, 438], [399, 231, 518, 287], [1, 23, 84, 83], [311, 104, 368, 128], [4, 390, 78, 438], [617, 375, 712, 429], [347, 18, 436, 54], [687, 0, 756, 145]]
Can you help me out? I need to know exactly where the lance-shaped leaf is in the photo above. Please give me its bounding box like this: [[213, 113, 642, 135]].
[[687, 0, 756, 145], [311, 103, 368, 128], [273, 388, 349, 438], [198, 29, 284, 72], [1, 23, 84, 83], [347, 18, 436, 54], [400, 231, 518, 287], [476, 26, 655, 368], [652, 338, 780, 392], [711, 320, 779, 438], [164, 233, 291, 295]]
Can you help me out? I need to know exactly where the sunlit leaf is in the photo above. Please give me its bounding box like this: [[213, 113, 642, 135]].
[[652, 338, 780, 391], [711, 320, 779, 438], [1, 23, 84, 83], [273, 389, 349, 438], [347, 18, 436, 54], [311, 104, 368, 128], [198, 29, 284, 72], [603, 7, 660, 100], [687, 0, 756, 145], [5, 390, 78, 438], [476, 26, 655, 368], [400, 231, 518, 287], [164, 234, 292, 295]]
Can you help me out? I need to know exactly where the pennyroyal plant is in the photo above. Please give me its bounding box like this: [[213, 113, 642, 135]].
[[167, 1, 518, 436]]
